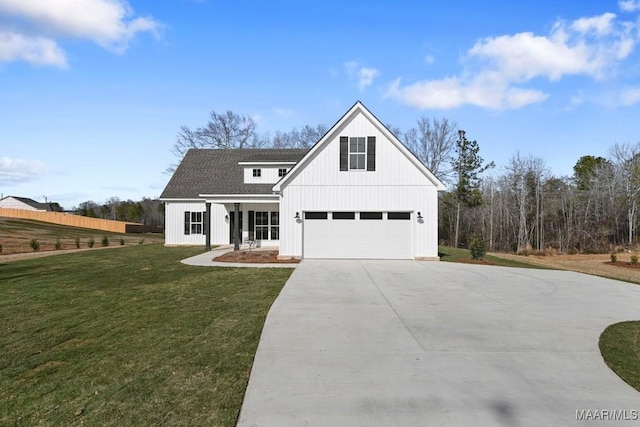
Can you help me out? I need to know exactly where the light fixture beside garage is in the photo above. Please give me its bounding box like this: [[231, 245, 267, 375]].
[[294, 212, 300, 219], [417, 212, 423, 220]]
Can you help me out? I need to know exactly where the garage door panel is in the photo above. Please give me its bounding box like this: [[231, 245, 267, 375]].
[[303, 213, 412, 259]]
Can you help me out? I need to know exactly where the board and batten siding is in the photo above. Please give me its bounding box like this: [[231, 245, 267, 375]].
[[278, 110, 440, 259], [165, 201, 282, 246], [243, 167, 288, 184], [164, 201, 224, 246], [216, 202, 280, 246]]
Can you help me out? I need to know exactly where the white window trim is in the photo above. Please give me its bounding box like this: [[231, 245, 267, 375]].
[[349, 137, 366, 170], [255, 211, 279, 240]]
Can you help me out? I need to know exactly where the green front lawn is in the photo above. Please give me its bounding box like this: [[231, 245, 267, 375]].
[[438, 245, 542, 269], [600, 321, 640, 392], [0, 244, 292, 426]]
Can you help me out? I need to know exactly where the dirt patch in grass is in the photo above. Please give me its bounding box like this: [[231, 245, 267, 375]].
[[489, 252, 640, 284], [453, 258, 498, 265], [214, 250, 300, 264], [605, 261, 640, 270]]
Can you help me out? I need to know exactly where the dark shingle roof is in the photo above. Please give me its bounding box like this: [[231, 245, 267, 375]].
[[160, 149, 308, 199], [5, 196, 53, 211]]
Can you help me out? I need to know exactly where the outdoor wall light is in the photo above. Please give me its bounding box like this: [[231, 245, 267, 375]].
[[294, 212, 300, 219], [225, 214, 229, 221], [417, 212, 423, 220]]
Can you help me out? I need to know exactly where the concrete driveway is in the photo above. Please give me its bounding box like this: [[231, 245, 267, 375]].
[[238, 260, 640, 426]]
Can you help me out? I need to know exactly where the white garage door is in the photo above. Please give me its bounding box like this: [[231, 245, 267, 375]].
[[303, 211, 413, 259]]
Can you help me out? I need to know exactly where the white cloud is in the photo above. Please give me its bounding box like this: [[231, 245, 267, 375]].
[[386, 77, 548, 110], [0, 157, 46, 184], [619, 0, 640, 12], [274, 107, 295, 118], [357, 67, 379, 91], [571, 13, 616, 35], [424, 55, 435, 65], [619, 87, 640, 105], [569, 94, 585, 109], [0, 0, 160, 67], [387, 12, 639, 110], [344, 61, 379, 91], [0, 31, 67, 67]]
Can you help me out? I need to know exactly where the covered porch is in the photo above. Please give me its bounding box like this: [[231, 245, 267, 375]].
[[200, 194, 280, 252]]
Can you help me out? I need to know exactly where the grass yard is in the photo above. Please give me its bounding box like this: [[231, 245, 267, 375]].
[[0, 217, 163, 255], [0, 244, 292, 426], [438, 246, 543, 269], [599, 321, 640, 392]]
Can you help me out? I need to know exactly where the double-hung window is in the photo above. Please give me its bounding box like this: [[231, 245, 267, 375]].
[[270, 212, 279, 240], [254, 211, 279, 240], [255, 212, 269, 239], [253, 168, 262, 177], [278, 168, 287, 177], [184, 211, 205, 235], [349, 137, 366, 170], [340, 136, 375, 171]]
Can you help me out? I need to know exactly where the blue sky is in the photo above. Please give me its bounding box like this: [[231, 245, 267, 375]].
[[1, 0, 639, 208]]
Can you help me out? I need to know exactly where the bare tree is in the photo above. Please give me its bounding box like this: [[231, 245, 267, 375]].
[[166, 110, 259, 173], [610, 142, 640, 246], [406, 117, 458, 182], [273, 124, 328, 149]]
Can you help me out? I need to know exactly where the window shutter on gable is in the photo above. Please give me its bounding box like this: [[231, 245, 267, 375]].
[[248, 211, 255, 240], [184, 211, 191, 235], [339, 136, 348, 171], [367, 136, 376, 171]]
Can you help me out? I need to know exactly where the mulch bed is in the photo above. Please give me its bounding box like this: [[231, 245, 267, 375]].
[[213, 250, 300, 264], [605, 261, 640, 269]]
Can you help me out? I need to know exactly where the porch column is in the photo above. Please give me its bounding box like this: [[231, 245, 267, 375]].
[[205, 202, 211, 251], [234, 202, 240, 251]]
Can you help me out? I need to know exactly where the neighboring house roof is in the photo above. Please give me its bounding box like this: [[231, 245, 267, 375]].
[[160, 149, 308, 199], [273, 101, 447, 193], [0, 196, 56, 211]]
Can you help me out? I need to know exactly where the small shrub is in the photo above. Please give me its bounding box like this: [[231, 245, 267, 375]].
[[30, 239, 40, 251], [119, 237, 125, 246], [610, 253, 618, 263], [101, 236, 109, 247], [138, 238, 145, 245], [544, 246, 558, 256], [631, 255, 638, 266], [54, 238, 62, 250], [74, 236, 80, 249], [469, 235, 487, 260], [88, 238, 95, 248]]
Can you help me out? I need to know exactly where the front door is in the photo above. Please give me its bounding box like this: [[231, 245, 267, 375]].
[[229, 211, 243, 244]]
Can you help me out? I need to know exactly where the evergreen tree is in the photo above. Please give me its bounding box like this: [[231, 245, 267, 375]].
[[452, 130, 494, 247]]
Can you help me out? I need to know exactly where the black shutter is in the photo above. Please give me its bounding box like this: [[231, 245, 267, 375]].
[[339, 136, 348, 171], [248, 211, 255, 240], [202, 211, 207, 235], [184, 211, 191, 235], [367, 136, 376, 171]]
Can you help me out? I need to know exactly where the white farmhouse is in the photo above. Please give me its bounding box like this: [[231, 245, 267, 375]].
[[160, 101, 445, 259]]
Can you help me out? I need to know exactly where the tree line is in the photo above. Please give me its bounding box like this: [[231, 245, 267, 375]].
[[169, 108, 639, 253], [73, 197, 164, 227], [459, 145, 640, 254]]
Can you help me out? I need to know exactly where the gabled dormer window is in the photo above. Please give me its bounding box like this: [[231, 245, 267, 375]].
[[278, 168, 287, 177], [340, 136, 376, 171], [253, 168, 261, 177]]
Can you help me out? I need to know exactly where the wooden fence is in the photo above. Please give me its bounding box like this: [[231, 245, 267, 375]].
[[0, 208, 146, 233]]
